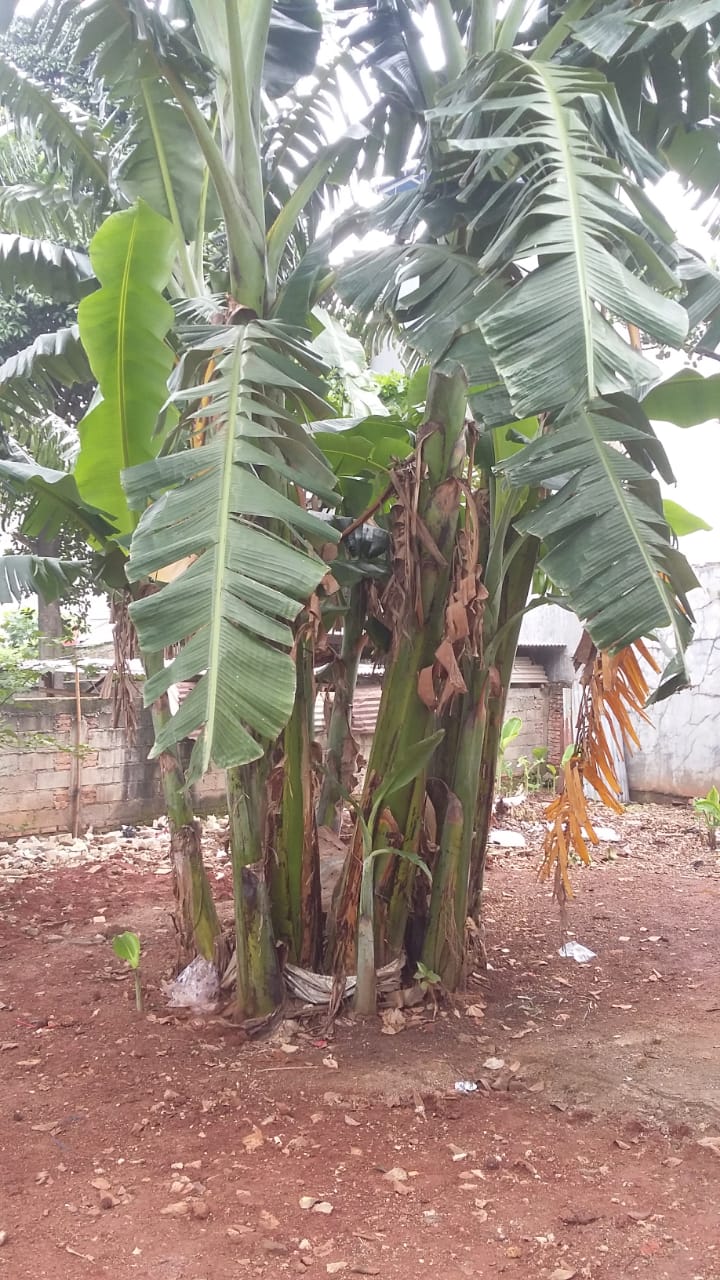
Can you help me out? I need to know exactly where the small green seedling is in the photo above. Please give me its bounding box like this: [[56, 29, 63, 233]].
[[693, 785, 720, 850], [414, 961, 442, 1013], [414, 960, 441, 991], [497, 716, 522, 793], [112, 931, 144, 1013]]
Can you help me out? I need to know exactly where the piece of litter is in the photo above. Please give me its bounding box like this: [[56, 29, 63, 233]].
[[497, 791, 526, 808], [489, 830, 527, 849], [559, 942, 596, 963], [454, 1080, 478, 1094], [162, 956, 219, 1011]]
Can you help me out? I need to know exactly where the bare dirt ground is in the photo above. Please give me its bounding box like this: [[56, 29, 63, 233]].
[[1, 798, 719, 1280]]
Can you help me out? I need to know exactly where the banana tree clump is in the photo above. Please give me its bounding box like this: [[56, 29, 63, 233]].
[[0, 1, 719, 1020]]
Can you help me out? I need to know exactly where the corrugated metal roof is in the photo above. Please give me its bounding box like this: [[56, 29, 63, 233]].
[[511, 655, 548, 685], [314, 656, 548, 739], [351, 684, 383, 736]]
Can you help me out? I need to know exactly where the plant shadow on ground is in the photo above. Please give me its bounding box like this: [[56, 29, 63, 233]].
[[1, 797, 719, 1280]]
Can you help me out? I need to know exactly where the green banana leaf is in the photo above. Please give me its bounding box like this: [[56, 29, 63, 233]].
[[0, 325, 91, 416], [0, 232, 94, 302], [642, 369, 720, 427], [0, 552, 84, 604], [663, 498, 712, 537], [75, 202, 177, 534], [125, 318, 339, 779], [499, 400, 699, 698]]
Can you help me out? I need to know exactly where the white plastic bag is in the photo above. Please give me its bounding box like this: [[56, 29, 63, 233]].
[[163, 955, 220, 1010], [559, 941, 596, 963]]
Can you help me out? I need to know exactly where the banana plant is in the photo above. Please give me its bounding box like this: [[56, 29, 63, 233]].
[[2, 0, 720, 1018], [353, 731, 442, 1015], [0, 201, 223, 965], [327, 0, 720, 993], [5, 0, 394, 1019]]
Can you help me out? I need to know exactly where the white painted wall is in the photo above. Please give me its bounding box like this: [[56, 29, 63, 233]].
[[627, 562, 720, 798]]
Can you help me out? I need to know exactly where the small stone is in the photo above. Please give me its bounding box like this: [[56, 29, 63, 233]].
[[311, 1201, 334, 1215], [99, 1195, 117, 1210], [160, 1201, 190, 1217], [261, 1239, 288, 1256], [0, 1231, 8, 1247], [191, 1200, 210, 1220]]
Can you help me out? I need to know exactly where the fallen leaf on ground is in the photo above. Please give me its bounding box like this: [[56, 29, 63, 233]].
[[466, 1005, 485, 1019], [344, 1114, 361, 1127], [242, 1125, 264, 1153], [381, 1008, 406, 1035], [312, 1201, 334, 1215], [322, 1055, 339, 1070], [549, 1269, 577, 1280], [640, 1240, 661, 1256], [483, 1057, 505, 1071], [327, 1263, 347, 1274], [382, 1166, 408, 1182]]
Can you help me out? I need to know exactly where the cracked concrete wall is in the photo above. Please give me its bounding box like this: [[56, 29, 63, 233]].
[[627, 562, 720, 799]]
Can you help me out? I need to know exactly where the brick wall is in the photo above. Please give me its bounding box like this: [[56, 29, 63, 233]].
[[0, 696, 225, 838], [1, 678, 566, 838], [504, 685, 553, 761], [546, 683, 565, 764]]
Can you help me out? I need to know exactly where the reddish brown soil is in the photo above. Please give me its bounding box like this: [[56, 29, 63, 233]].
[[1, 801, 719, 1280]]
